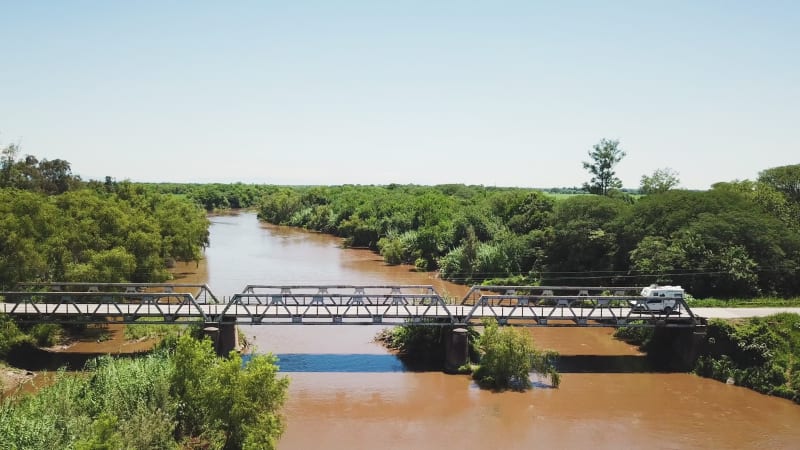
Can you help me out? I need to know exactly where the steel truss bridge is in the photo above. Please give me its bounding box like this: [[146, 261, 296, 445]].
[[0, 283, 702, 328]]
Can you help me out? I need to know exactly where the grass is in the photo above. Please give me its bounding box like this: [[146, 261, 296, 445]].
[[686, 297, 800, 308], [1, 335, 289, 449], [123, 317, 184, 341]]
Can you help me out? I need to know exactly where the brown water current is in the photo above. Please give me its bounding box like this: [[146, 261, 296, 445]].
[[205, 212, 800, 449]]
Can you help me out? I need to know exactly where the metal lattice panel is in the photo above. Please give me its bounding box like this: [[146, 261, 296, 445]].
[[0, 283, 702, 327]]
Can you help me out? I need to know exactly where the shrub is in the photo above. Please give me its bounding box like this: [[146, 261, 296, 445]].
[[171, 334, 289, 449], [376, 322, 447, 361], [695, 314, 800, 403], [472, 318, 559, 390], [28, 323, 62, 347], [613, 322, 653, 348], [0, 315, 32, 357], [377, 236, 404, 265], [1, 334, 290, 449]]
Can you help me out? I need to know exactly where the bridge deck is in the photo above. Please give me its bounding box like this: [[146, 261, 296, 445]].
[[0, 283, 732, 328]]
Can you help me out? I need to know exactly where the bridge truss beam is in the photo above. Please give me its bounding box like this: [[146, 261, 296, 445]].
[[0, 283, 702, 328]]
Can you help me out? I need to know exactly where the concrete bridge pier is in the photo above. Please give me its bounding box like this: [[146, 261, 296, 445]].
[[203, 318, 239, 356], [444, 327, 470, 373], [650, 326, 707, 370]]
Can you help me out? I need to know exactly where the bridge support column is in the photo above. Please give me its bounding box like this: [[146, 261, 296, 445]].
[[204, 318, 239, 356], [444, 327, 469, 374], [649, 326, 706, 371]]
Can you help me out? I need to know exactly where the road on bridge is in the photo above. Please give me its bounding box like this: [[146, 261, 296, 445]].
[[2, 284, 799, 327]]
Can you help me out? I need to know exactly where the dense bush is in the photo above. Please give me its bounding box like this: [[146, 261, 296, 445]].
[[472, 318, 559, 390], [376, 322, 451, 363], [695, 314, 800, 403], [0, 315, 31, 358], [142, 182, 271, 211], [172, 334, 289, 449], [612, 322, 654, 348], [27, 324, 62, 347], [0, 353, 176, 450], [0, 335, 290, 449], [0, 177, 209, 289], [256, 168, 800, 298]]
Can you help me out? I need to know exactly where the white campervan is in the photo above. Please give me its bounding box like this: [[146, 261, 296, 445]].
[[633, 285, 684, 314]]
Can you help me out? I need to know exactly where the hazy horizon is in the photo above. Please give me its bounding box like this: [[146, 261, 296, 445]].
[[2, 2, 798, 189]]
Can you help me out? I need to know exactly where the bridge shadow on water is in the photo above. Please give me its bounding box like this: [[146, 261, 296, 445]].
[[248, 353, 678, 374], [8, 348, 676, 375], [6, 344, 151, 372], [246, 353, 440, 373]]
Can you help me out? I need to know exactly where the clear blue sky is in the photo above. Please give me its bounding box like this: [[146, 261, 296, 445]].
[[1, 1, 798, 189]]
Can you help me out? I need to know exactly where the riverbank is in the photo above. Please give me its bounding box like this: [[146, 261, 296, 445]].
[[174, 211, 800, 448], [615, 313, 800, 404], [1, 257, 210, 398], [1, 363, 34, 396], [10, 211, 800, 448], [0, 334, 289, 449], [697, 313, 800, 403]]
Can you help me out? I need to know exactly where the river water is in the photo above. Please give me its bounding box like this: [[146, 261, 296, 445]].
[[206, 212, 800, 449]]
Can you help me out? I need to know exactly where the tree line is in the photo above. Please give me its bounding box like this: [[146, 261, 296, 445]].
[[4, 143, 797, 299], [1, 149, 285, 449], [0, 150, 209, 290], [256, 165, 800, 299], [143, 182, 272, 211]]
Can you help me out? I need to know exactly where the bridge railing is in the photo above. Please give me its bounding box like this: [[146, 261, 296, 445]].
[[16, 282, 220, 304], [459, 285, 644, 305], [0, 291, 212, 323], [218, 285, 452, 324], [0, 283, 700, 327], [240, 285, 438, 295], [455, 285, 697, 325]]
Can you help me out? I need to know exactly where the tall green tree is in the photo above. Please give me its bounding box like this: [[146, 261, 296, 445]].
[[582, 138, 626, 195], [759, 164, 800, 204], [542, 195, 629, 285], [640, 167, 680, 194], [0, 145, 80, 194]]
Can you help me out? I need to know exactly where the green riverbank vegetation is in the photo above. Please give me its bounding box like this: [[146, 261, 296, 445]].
[[1, 151, 209, 290], [614, 313, 800, 404], [142, 182, 271, 212], [1, 151, 211, 355], [471, 318, 560, 390], [1, 314, 95, 358], [696, 313, 800, 403], [255, 163, 800, 299], [375, 321, 460, 365], [377, 319, 559, 390], [0, 334, 289, 450], [685, 297, 800, 308]]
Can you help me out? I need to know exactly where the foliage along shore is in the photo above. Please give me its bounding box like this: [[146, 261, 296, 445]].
[[1, 151, 210, 290], [0, 333, 289, 450], [142, 163, 800, 301], [252, 164, 800, 299], [377, 319, 560, 390], [1, 151, 209, 352], [614, 313, 800, 404]]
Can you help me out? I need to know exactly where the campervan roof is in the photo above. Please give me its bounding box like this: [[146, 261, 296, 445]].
[[640, 285, 684, 297]]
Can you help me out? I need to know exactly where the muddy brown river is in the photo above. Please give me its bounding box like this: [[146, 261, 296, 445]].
[[205, 212, 800, 449]]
